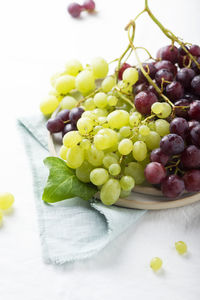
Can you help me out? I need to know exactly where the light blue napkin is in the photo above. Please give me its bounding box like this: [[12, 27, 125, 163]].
[[18, 116, 146, 264]]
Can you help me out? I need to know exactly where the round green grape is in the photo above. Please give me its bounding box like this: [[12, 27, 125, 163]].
[[76, 161, 93, 183], [155, 119, 170, 137], [118, 139, 133, 155], [120, 176, 135, 191], [77, 117, 94, 135], [63, 131, 82, 148], [40, 95, 59, 115], [157, 103, 172, 118], [132, 141, 147, 161], [119, 126, 131, 138], [107, 95, 118, 106], [150, 257, 163, 272], [76, 70, 95, 94], [122, 67, 139, 85], [66, 146, 84, 169], [175, 241, 187, 255], [55, 75, 75, 94], [61, 96, 78, 110], [0, 193, 15, 210], [91, 57, 109, 79], [100, 179, 121, 205], [107, 110, 129, 129], [65, 59, 83, 76], [94, 92, 108, 108], [83, 98, 96, 110], [108, 163, 121, 176], [145, 131, 161, 150], [101, 76, 116, 92], [90, 168, 109, 186], [86, 145, 104, 167]]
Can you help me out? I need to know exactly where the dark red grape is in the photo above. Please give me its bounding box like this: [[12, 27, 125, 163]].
[[155, 60, 177, 75], [62, 123, 77, 136], [181, 145, 200, 169], [155, 69, 174, 86], [188, 120, 199, 131], [138, 63, 157, 83], [133, 83, 148, 95], [174, 99, 190, 118], [178, 45, 189, 56], [57, 109, 70, 122], [83, 0, 95, 11], [69, 107, 84, 124], [165, 81, 184, 102], [191, 57, 200, 74], [170, 117, 189, 139], [189, 45, 200, 57], [161, 175, 185, 198], [134, 91, 158, 115], [46, 118, 64, 133], [176, 68, 195, 89], [67, 3, 83, 18], [144, 162, 166, 184], [160, 134, 185, 155], [150, 148, 170, 166], [118, 63, 131, 80], [147, 84, 159, 96], [190, 124, 200, 146], [191, 75, 200, 96], [188, 100, 200, 120], [183, 170, 200, 192], [156, 45, 178, 63]]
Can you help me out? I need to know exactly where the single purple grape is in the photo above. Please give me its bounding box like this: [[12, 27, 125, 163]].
[[138, 63, 157, 82], [178, 45, 189, 56], [189, 45, 200, 57], [176, 68, 195, 89], [160, 134, 185, 155], [144, 162, 166, 184], [183, 170, 200, 192], [174, 99, 190, 118], [191, 57, 200, 74], [155, 60, 177, 75], [67, 3, 83, 18], [161, 175, 185, 198], [62, 123, 77, 136], [165, 81, 184, 102], [156, 45, 179, 63], [191, 75, 200, 96], [170, 117, 189, 139], [134, 83, 148, 95], [150, 148, 170, 166], [69, 107, 84, 124], [190, 124, 200, 146], [46, 118, 64, 133], [155, 69, 174, 86], [181, 145, 200, 169], [188, 100, 200, 120], [57, 109, 70, 122], [83, 0, 95, 11]]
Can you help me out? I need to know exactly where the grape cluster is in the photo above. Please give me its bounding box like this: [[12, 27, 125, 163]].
[[41, 42, 200, 205], [67, 0, 95, 18]]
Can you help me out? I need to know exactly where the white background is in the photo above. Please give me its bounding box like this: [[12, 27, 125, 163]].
[[0, 0, 200, 299]]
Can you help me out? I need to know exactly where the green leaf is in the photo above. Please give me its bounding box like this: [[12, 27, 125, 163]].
[[42, 157, 97, 203]]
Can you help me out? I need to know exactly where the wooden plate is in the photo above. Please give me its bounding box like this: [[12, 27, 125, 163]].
[[48, 107, 200, 210]]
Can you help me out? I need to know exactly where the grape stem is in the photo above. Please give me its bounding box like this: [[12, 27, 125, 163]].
[[144, 0, 200, 70], [114, 88, 135, 108]]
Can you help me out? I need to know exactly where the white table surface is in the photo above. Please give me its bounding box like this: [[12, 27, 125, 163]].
[[0, 0, 200, 299]]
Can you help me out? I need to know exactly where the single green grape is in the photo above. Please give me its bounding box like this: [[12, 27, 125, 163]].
[[120, 176, 135, 191], [65, 59, 83, 76], [86, 145, 104, 167], [107, 110, 129, 129], [94, 92, 108, 108], [119, 126, 131, 138], [80, 139, 91, 150], [157, 103, 172, 118], [83, 97, 96, 110], [77, 117, 94, 134], [107, 95, 118, 106], [91, 57, 109, 79], [122, 67, 139, 85], [132, 141, 147, 161], [155, 119, 170, 137], [124, 162, 145, 185], [40, 95, 59, 115], [109, 163, 121, 176], [90, 168, 109, 186], [139, 125, 150, 136], [100, 179, 121, 205], [101, 76, 116, 92], [150, 257, 163, 272], [55, 75, 75, 94], [103, 154, 118, 169], [59, 145, 68, 160], [175, 241, 187, 255], [94, 128, 118, 150], [118, 139, 133, 155], [66, 146, 84, 169], [61, 96, 78, 110], [151, 102, 163, 114], [0, 193, 15, 210], [76, 161, 93, 183], [63, 131, 82, 148], [129, 112, 142, 127], [145, 131, 161, 150], [76, 70, 95, 94]]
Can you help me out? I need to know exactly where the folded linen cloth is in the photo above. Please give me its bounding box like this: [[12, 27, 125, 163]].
[[18, 115, 146, 264]]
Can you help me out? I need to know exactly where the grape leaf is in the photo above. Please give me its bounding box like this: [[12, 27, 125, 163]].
[[42, 157, 97, 203]]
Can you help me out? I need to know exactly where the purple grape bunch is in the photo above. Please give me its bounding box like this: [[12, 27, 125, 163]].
[[67, 0, 95, 18]]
